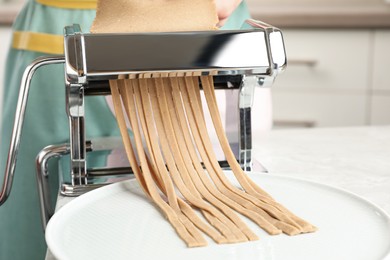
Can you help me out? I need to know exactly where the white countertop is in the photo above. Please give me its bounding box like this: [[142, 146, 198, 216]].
[[46, 126, 390, 259], [253, 126, 390, 213]]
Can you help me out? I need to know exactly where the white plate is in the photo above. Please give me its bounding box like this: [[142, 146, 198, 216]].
[[46, 172, 390, 260]]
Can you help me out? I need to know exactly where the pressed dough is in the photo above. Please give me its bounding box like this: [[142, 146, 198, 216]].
[[110, 76, 316, 247]]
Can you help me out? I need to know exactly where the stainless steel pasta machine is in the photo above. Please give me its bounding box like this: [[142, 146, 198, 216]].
[[0, 19, 286, 229]]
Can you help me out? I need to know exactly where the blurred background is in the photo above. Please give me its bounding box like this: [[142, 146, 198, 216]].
[[0, 0, 389, 129], [247, 0, 390, 128]]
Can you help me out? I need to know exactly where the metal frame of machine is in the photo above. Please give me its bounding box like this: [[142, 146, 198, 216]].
[[0, 19, 286, 229]]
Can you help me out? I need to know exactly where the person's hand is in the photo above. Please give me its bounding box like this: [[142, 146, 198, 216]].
[[215, 0, 243, 26]]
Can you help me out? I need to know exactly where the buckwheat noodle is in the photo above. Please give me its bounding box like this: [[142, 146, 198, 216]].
[[94, 0, 316, 248]]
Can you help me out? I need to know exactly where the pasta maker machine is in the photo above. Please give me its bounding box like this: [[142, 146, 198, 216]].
[[0, 19, 286, 229]]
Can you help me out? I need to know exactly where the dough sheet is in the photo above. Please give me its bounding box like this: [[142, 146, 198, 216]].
[[91, 0, 218, 33]]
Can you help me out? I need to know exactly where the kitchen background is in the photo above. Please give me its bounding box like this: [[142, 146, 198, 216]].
[[0, 0, 389, 128]]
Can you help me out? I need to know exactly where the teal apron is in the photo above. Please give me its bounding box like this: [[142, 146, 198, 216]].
[[0, 1, 250, 259]]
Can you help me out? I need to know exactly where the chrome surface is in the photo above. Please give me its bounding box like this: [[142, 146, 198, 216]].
[[64, 24, 86, 84], [0, 56, 65, 206], [36, 144, 70, 230], [67, 83, 87, 186], [60, 183, 108, 197], [69, 31, 269, 79], [64, 19, 286, 83], [238, 76, 256, 171]]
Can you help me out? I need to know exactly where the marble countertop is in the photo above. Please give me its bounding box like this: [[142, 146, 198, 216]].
[[253, 126, 390, 213], [46, 126, 390, 259]]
